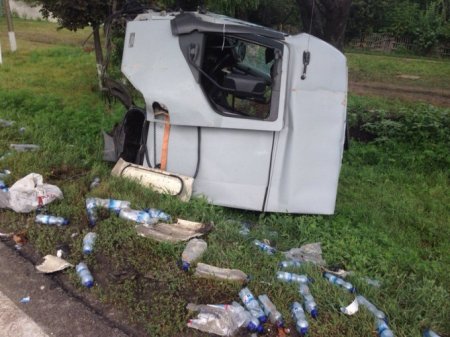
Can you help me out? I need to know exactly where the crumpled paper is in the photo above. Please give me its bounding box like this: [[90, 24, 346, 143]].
[[36, 255, 73, 273], [284, 242, 326, 266], [0, 173, 63, 213]]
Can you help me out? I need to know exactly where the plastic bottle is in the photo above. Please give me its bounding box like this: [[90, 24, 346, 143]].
[[10, 143, 40, 152], [82, 232, 97, 255], [35, 214, 69, 226], [258, 294, 284, 327], [89, 177, 100, 191], [119, 208, 159, 225], [181, 238, 207, 271], [279, 260, 303, 269], [101, 198, 131, 214], [0, 180, 8, 192], [231, 302, 263, 333], [356, 295, 386, 321], [291, 302, 309, 335], [423, 330, 441, 337], [323, 272, 355, 293], [276, 271, 310, 284], [239, 287, 267, 323], [76, 262, 94, 288], [144, 208, 171, 222], [85, 198, 97, 227], [376, 319, 394, 337], [299, 284, 318, 318], [253, 240, 276, 255], [194, 263, 249, 283]]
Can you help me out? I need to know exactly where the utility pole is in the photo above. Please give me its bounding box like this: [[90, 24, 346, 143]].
[[3, 0, 17, 52]]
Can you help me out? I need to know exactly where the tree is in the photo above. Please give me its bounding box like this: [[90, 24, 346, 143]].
[[296, 0, 352, 51]]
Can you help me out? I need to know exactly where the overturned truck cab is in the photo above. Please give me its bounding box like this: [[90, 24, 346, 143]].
[[106, 11, 348, 215]]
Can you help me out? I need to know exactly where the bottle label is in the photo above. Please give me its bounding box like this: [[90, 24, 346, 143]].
[[243, 294, 254, 304]]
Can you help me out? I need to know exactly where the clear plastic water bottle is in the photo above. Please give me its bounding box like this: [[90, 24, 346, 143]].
[[231, 302, 263, 333], [104, 198, 131, 214], [299, 284, 318, 318], [276, 271, 310, 284], [181, 238, 207, 271], [356, 295, 386, 321], [279, 260, 303, 269], [0, 180, 8, 192], [239, 287, 267, 323], [35, 214, 69, 226], [89, 177, 100, 191], [291, 302, 309, 335], [144, 208, 171, 222], [194, 263, 249, 283], [323, 272, 355, 293], [253, 240, 276, 255], [423, 329, 441, 337], [76, 262, 94, 288], [118, 208, 160, 226], [10, 143, 40, 152], [85, 198, 97, 227], [82, 232, 97, 255], [258, 294, 284, 327], [376, 319, 394, 337]]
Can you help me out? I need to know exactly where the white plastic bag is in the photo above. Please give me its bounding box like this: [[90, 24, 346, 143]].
[[1, 173, 63, 213]]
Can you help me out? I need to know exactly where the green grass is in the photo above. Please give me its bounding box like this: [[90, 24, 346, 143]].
[[0, 20, 449, 337]]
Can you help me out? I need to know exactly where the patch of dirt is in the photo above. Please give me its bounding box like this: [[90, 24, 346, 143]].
[[349, 81, 450, 107]]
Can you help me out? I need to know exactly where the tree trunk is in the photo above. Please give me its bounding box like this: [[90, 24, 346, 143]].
[[296, 0, 352, 51], [92, 25, 104, 91]]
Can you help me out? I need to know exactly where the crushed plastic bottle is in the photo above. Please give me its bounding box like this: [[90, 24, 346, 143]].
[[85, 198, 97, 226], [231, 301, 263, 333], [423, 329, 441, 337], [76, 262, 94, 288], [323, 272, 355, 293], [10, 144, 40, 152], [82, 232, 97, 255], [239, 287, 267, 323], [276, 271, 310, 284], [194, 263, 249, 283], [89, 177, 100, 191], [356, 295, 386, 321], [35, 214, 69, 226], [291, 302, 309, 335], [376, 319, 394, 337], [258, 294, 284, 327], [299, 284, 318, 318], [119, 208, 159, 226], [85, 197, 132, 226], [279, 260, 303, 269], [181, 238, 207, 271], [144, 208, 171, 222], [253, 240, 276, 255]]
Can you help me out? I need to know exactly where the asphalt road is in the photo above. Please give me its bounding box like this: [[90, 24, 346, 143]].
[[0, 241, 129, 337]]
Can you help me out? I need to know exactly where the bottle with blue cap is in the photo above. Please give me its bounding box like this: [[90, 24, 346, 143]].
[[291, 302, 309, 335], [230, 302, 264, 333], [423, 329, 441, 337], [356, 295, 386, 321], [276, 271, 310, 284], [253, 240, 276, 255], [323, 272, 355, 293], [299, 284, 318, 318], [258, 294, 284, 327], [180, 238, 207, 271], [144, 208, 171, 222], [82, 232, 97, 255], [119, 208, 159, 225], [85, 198, 98, 226], [35, 214, 69, 226], [0, 180, 8, 192], [376, 319, 394, 337], [239, 287, 267, 323], [76, 262, 94, 288]]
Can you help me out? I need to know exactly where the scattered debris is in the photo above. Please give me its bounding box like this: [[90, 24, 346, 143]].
[[181, 238, 207, 271], [0, 173, 63, 213], [35, 214, 69, 226], [85, 197, 131, 226], [376, 319, 395, 337], [284, 242, 326, 266], [323, 272, 355, 293], [136, 218, 212, 242], [291, 301, 309, 335], [119, 208, 160, 226], [89, 176, 101, 191], [277, 271, 311, 284], [76, 262, 94, 288], [298, 284, 318, 318], [356, 295, 386, 321], [279, 260, 303, 269], [19, 127, 26, 134], [259, 294, 284, 327], [322, 268, 352, 278], [112, 158, 194, 202], [36, 255, 73, 273], [363, 277, 382, 288], [13, 230, 28, 247], [194, 263, 248, 283], [254, 239, 276, 255], [0, 169, 11, 178], [10, 143, 40, 152], [82, 232, 97, 255], [340, 297, 359, 316], [0, 119, 15, 127], [19, 296, 31, 304]]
